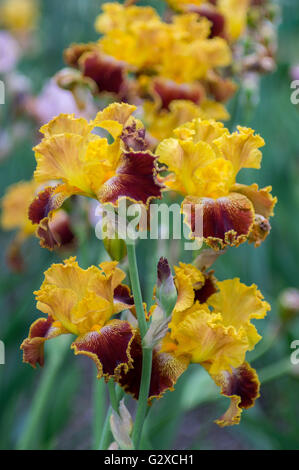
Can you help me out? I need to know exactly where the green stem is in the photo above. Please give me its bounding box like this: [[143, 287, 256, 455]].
[[98, 405, 113, 450], [98, 385, 124, 450], [126, 241, 153, 450], [108, 379, 119, 413], [126, 242, 147, 337], [92, 377, 106, 450], [16, 336, 71, 450], [132, 348, 153, 449]]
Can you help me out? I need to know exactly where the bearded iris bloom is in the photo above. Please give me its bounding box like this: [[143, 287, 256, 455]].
[[28, 102, 163, 249], [62, 4, 235, 143], [97, 6, 231, 84], [116, 262, 269, 426], [21, 257, 138, 379], [156, 118, 277, 249]]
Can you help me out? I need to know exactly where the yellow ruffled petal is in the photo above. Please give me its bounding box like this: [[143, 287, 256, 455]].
[[34, 133, 91, 193], [157, 134, 234, 198], [93, 102, 137, 139], [34, 257, 132, 336], [232, 183, 277, 219], [166, 305, 248, 375], [215, 126, 265, 177], [208, 278, 270, 350], [174, 118, 229, 144], [40, 113, 92, 138]]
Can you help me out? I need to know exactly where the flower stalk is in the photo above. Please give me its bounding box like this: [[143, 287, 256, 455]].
[[125, 240, 153, 449]]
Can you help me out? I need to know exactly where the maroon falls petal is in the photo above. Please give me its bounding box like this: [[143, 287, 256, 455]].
[[99, 151, 164, 206], [118, 333, 188, 401], [214, 362, 260, 426], [183, 193, 255, 250], [71, 320, 135, 380], [21, 316, 67, 368]]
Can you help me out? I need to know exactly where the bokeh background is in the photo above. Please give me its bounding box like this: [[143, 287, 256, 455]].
[[0, 0, 299, 450]]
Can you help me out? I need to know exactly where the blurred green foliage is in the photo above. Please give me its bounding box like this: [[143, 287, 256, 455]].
[[0, 0, 299, 450]]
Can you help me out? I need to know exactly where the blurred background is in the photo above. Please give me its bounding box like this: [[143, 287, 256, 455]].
[[0, 0, 299, 450]]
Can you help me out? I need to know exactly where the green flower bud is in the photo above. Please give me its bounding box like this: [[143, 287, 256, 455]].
[[156, 257, 177, 317]]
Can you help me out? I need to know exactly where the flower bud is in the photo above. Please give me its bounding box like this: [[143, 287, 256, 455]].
[[143, 305, 171, 349], [103, 236, 127, 262], [110, 399, 134, 450], [156, 257, 177, 317]]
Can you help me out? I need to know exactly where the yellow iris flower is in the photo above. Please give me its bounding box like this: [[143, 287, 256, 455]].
[[156, 118, 277, 249], [21, 257, 136, 380], [28, 102, 163, 249], [96, 4, 231, 83]]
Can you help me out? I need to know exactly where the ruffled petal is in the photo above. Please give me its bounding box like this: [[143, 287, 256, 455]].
[[34, 133, 90, 190], [213, 362, 260, 426], [182, 193, 255, 250], [39, 113, 92, 138], [232, 183, 277, 219], [167, 306, 249, 375], [118, 332, 189, 402], [93, 102, 136, 140], [71, 319, 135, 380], [99, 151, 163, 206], [36, 257, 131, 334], [208, 278, 270, 350], [21, 316, 68, 368], [215, 126, 265, 176]]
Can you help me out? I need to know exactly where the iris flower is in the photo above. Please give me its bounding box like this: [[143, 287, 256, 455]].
[[156, 118, 277, 249], [21, 257, 136, 379], [28, 102, 163, 249], [96, 4, 231, 84], [116, 262, 269, 426]]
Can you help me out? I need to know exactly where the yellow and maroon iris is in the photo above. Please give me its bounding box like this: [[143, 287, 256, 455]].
[[21, 257, 136, 379], [96, 4, 231, 84], [156, 118, 277, 249], [162, 263, 268, 425], [115, 262, 267, 425], [28, 102, 163, 249]]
